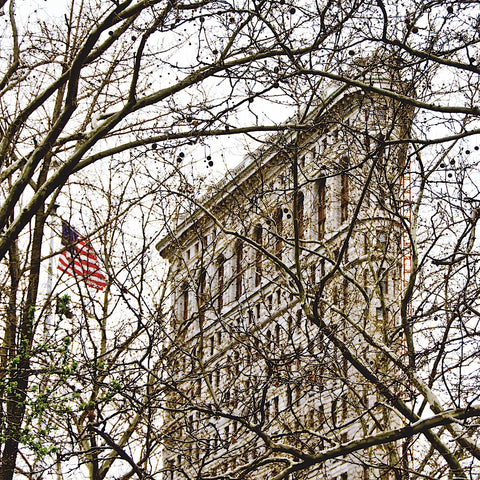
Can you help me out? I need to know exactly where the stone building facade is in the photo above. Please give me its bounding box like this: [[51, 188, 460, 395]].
[[157, 84, 412, 480]]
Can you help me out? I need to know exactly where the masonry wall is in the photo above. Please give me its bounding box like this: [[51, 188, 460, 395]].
[[158, 90, 411, 480]]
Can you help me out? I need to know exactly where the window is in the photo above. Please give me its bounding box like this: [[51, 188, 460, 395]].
[[296, 309, 302, 328], [286, 386, 293, 407], [332, 398, 338, 426], [307, 409, 315, 428], [363, 466, 369, 480], [340, 157, 349, 223], [318, 297, 325, 320], [165, 460, 174, 480], [234, 241, 243, 299], [393, 266, 400, 296], [333, 285, 339, 305], [267, 294, 273, 311], [187, 415, 194, 432], [274, 207, 283, 257], [180, 282, 189, 321], [198, 268, 206, 303], [341, 394, 348, 419], [317, 177, 326, 239], [254, 224, 263, 286], [296, 191, 304, 239], [233, 352, 240, 376], [342, 278, 348, 308], [314, 403, 323, 422], [248, 309, 254, 325], [217, 255, 225, 312], [379, 268, 388, 295], [377, 229, 387, 250], [198, 268, 207, 322], [362, 387, 370, 407]]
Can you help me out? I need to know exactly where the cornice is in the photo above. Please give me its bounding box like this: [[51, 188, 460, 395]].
[[156, 85, 379, 259]]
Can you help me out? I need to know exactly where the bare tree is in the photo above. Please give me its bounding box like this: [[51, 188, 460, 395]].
[[0, 156, 176, 479]]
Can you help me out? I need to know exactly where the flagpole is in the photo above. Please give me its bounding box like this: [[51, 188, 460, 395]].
[[44, 204, 59, 336]]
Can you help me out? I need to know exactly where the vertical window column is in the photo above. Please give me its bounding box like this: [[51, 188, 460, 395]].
[[254, 224, 263, 287], [217, 255, 225, 312], [317, 177, 326, 240], [180, 282, 189, 321], [296, 191, 305, 239], [340, 157, 349, 223], [274, 207, 283, 258], [197, 268, 207, 322], [234, 241, 243, 300]]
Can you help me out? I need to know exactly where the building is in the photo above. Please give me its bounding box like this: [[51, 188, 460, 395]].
[[156, 83, 413, 480]]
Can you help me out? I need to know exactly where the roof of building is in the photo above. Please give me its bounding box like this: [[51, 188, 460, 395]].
[[156, 83, 379, 258]]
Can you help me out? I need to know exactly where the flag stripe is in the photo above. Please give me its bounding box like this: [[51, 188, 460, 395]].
[[58, 255, 107, 282], [59, 250, 106, 277], [75, 240, 101, 261], [58, 256, 107, 289], [57, 220, 107, 290], [58, 254, 107, 280]]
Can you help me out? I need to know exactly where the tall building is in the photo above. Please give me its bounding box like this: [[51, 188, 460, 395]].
[[156, 84, 412, 480]]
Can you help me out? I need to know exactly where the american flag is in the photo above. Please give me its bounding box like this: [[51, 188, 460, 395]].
[[57, 220, 107, 290]]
